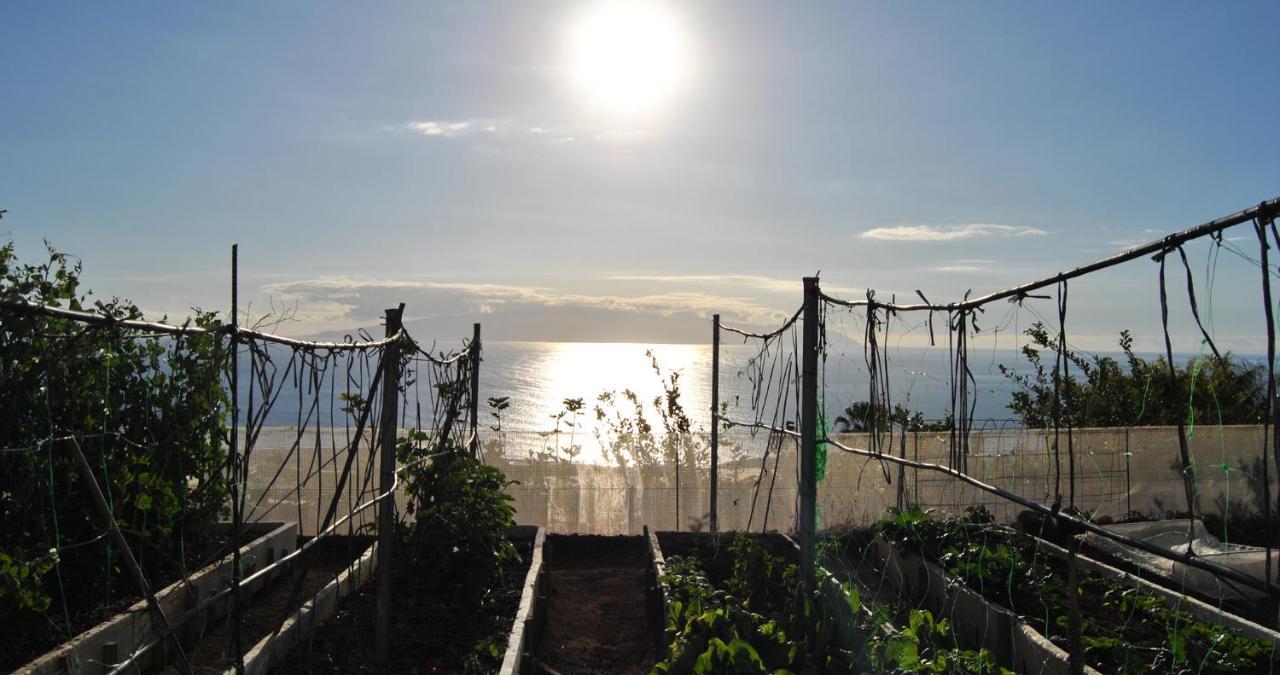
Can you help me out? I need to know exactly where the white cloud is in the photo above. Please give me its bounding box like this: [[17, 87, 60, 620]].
[[396, 118, 646, 148], [860, 223, 1048, 242], [609, 274, 864, 297], [260, 276, 796, 334], [407, 120, 474, 137], [933, 265, 985, 273]]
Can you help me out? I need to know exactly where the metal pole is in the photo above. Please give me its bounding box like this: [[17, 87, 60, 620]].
[[227, 244, 244, 675], [470, 322, 481, 458], [710, 314, 720, 534], [59, 437, 194, 675], [799, 277, 819, 585], [376, 305, 403, 662], [1124, 427, 1132, 517]]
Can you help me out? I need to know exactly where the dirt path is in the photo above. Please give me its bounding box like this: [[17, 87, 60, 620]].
[[532, 535, 659, 675]]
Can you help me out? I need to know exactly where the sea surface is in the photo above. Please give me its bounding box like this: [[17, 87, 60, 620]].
[[244, 339, 1234, 437], [475, 340, 1021, 432], [238, 339, 1250, 469]]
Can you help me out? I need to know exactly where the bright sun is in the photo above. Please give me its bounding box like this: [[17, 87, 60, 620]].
[[568, 1, 691, 115]]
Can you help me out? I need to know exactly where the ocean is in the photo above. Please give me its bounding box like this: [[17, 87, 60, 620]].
[[474, 340, 1021, 431], [245, 340, 1028, 435]]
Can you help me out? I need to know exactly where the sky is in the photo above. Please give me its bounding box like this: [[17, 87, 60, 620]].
[[3, 1, 1279, 351]]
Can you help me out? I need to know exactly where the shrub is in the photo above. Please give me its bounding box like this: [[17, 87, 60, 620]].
[[0, 243, 228, 664]]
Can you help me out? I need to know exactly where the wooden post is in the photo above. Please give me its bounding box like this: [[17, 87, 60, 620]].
[[59, 437, 194, 675], [799, 277, 820, 585], [375, 305, 403, 662], [470, 322, 482, 458], [710, 314, 720, 534]]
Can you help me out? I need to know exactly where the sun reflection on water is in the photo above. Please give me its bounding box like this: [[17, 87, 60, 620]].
[[482, 342, 712, 464]]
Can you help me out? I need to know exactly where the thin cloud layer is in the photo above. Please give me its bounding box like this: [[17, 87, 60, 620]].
[[259, 276, 795, 340], [408, 120, 474, 137], [610, 274, 865, 298], [933, 265, 985, 273], [861, 223, 1048, 242]]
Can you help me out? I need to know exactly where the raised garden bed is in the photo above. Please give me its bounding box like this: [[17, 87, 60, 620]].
[[497, 526, 546, 675], [529, 534, 662, 675], [16, 521, 297, 675], [182, 534, 375, 675], [1077, 518, 1280, 623], [870, 507, 1280, 673], [652, 530, 1005, 673], [268, 526, 539, 674]]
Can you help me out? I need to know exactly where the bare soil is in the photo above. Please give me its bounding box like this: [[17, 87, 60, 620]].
[[532, 535, 661, 675]]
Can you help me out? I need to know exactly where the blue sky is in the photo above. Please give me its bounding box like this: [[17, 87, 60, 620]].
[[3, 2, 1278, 349]]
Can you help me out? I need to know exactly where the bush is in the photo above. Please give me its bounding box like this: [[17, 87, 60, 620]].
[[397, 431, 517, 672], [0, 243, 228, 665]]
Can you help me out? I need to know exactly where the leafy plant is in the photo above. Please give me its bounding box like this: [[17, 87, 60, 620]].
[[869, 609, 1006, 674], [397, 431, 518, 673], [876, 507, 1277, 672], [1, 242, 228, 667], [834, 402, 953, 434], [1000, 323, 1266, 428], [656, 533, 1005, 674], [398, 431, 517, 593]]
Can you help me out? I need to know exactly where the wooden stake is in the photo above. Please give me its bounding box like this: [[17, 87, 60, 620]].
[[710, 314, 720, 534], [59, 437, 194, 675], [799, 277, 819, 586], [470, 322, 482, 457], [375, 305, 404, 662]]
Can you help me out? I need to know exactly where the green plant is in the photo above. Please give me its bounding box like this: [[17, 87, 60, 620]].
[[1, 242, 228, 666], [834, 402, 953, 434], [875, 508, 1277, 672], [398, 432, 517, 590], [396, 430, 518, 673], [655, 553, 803, 674], [656, 533, 1005, 674], [868, 609, 1007, 674], [1001, 324, 1266, 428]]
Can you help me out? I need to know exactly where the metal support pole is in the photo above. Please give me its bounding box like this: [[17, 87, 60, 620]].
[[1124, 427, 1132, 517], [799, 277, 820, 585], [470, 322, 481, 458], [227, 244, 244, 675], [59, 437, 194, 675], [375, 305, 403, 662], [710, 314, 720, 534]]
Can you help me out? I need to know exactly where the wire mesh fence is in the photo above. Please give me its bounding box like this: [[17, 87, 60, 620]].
[[1, 247, 479, 674]]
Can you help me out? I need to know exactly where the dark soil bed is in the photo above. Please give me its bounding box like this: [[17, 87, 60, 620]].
[[532, 534, 661, 675], [167, 535, 373, 674], [275, 533, 533, 674]]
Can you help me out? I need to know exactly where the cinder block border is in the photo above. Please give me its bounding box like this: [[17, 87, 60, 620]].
[[236, 538, 378, 675], [870, 534, 1099, 675], [18, 521, 297, 675], [1033, 534, 1280, 644], [499, 526, 547, 675]]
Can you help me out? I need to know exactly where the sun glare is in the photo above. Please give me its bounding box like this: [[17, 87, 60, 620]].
[[568, 1, 691, 115]]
